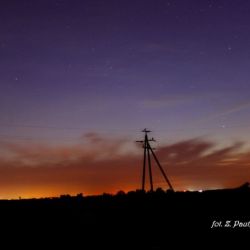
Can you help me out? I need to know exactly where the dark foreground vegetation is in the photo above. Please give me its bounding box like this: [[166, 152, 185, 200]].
[[1, 183, 250, 248]]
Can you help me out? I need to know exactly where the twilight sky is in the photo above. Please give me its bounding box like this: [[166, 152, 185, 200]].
[[1, 0, 250, 198]]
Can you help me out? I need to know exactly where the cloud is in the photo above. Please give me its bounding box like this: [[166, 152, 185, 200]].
[[155, 139, 249, 188], [197, 101, 250, 124], [0, 134, 249, 198], [140, 92, 218, 109], [0, 133, 141, 198], [140, 95, 195, 109]]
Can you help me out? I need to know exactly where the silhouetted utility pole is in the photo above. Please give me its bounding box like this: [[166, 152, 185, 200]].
[[136, 129, 174, 192]]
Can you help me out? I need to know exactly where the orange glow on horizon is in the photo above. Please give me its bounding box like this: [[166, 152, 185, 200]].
[[0, 136, 249, 199]]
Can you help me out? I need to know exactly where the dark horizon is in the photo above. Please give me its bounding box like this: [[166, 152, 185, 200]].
[[1, 180, 250, 201]]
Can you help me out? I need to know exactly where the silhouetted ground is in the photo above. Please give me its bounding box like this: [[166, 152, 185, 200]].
[[0, 184, 250, 248]]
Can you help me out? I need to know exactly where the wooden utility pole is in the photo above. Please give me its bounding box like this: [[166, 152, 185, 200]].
[[136, 129, 174, 192]]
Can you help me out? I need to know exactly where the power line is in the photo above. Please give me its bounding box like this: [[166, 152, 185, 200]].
[[0, 122, 250, 132], [0, 122, 249, 142], [0, 123, 139, 132], [153, 124, 250, 133], [0, 123, 95, 131], [0, 134, 82, 142]]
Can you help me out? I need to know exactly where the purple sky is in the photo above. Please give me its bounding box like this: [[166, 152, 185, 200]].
[[1, 0, 250, 144], [0, 0, 250, 197]]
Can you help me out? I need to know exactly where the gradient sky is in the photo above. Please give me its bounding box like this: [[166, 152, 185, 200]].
[[1, 0, 250, 198]]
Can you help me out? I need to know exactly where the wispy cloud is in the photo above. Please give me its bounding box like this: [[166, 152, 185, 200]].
[[197, 101, 250, 124], [140, 92, 215, 109], [0, 134, 249, 198]]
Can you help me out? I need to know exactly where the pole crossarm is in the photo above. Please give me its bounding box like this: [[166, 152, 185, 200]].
[[136, 128, 174, 192]]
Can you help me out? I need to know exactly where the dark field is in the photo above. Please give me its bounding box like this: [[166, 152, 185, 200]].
[[1, 185, 249, 248]]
